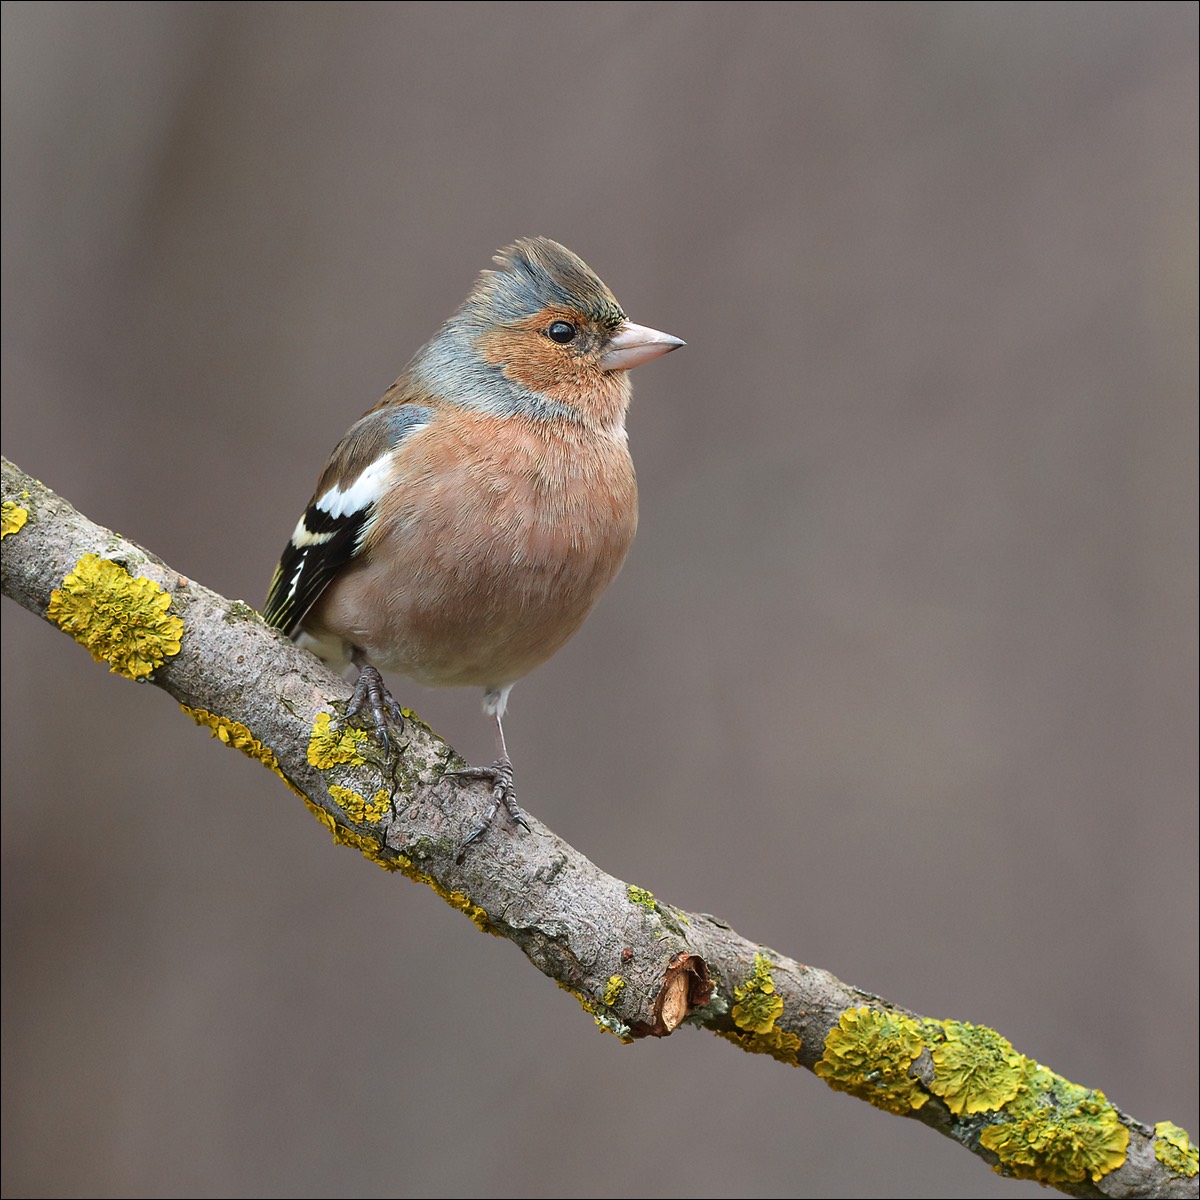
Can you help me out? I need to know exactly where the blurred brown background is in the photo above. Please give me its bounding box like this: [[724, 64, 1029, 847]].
[[2, 3, 1196, 1197]]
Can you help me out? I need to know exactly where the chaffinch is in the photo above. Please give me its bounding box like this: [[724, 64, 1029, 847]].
[[264, 237, 683, 842]]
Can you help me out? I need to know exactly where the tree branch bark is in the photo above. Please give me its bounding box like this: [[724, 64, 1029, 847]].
[[2, 455, 1195, 1199]]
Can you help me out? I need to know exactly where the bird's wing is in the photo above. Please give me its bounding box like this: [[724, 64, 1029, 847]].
[[262, 402, 435, 637]]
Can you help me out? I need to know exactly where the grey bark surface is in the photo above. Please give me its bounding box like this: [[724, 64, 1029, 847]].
[[3, 455, 1194, 1200]]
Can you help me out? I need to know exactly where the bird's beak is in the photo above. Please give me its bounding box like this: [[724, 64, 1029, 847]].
[[601, 321, 686, 372]]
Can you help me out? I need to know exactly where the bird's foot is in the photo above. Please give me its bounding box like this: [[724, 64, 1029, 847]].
[[449, 756, 529, 853], [346, 663, 406, 754]]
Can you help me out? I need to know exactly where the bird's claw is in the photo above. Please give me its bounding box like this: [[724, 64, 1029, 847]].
[[347, 663, 405, 754], [450, 756, 528, 855]]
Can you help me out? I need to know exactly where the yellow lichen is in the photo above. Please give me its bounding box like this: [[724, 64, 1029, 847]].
[[979, 1064, 1129, 1186], [731, 953, 785, 1034], [47, 554, 183, 680], [304, 796, 339, 836], [558, 980, 598, 1015], [433, 885, 491, 932], [1154, 1121, 1198, 1178], [715, 954, 801, 1065], [299, 797, 394, 870], [184, 710, 393, 869], [376, 847, 492, 932], [926, 1019, 1025, 1115], [1, 500, 28, 538], [814, 1006, 929, 1113], [187, 705, 486, 928], [338, 829, 390, 869], [717, 1025, 803, 1066], [405, 866, 492, 933], [300, 748, 492, 926], [333, 824, 390, 869], [328, 784, 391, 825], [627, 885, 657, 911], [555, 981, 633, 1042], [604, 975, 626, 1007], [181, 705, 304, 798], [306, 712, 367, 769]]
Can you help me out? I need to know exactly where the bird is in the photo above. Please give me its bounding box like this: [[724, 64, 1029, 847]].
[[263, 237, 683, 843]]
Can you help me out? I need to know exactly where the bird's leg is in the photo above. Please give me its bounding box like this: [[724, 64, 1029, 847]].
[[452, 687, 529, 850], [345, 650, 405, 754]]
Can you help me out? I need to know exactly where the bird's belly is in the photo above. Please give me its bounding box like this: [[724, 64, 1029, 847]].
[[308, 459, 637, 690]]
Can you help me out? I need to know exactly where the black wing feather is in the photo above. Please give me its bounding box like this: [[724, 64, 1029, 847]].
[[262, 503, 371, 636], [261, 402, 435, 638]]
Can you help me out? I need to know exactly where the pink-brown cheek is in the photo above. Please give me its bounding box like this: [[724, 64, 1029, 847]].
[[478, 326, 578, 395], [475, 324, 630, 426]]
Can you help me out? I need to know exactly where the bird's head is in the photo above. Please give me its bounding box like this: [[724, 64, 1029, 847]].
[[412, 237, 683, 428]]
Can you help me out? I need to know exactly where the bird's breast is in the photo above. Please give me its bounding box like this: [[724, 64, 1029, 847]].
[[309, 412, 638, 689]]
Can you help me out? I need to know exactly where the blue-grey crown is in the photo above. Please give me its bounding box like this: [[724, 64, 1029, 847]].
[[471, 237, 625, 329]]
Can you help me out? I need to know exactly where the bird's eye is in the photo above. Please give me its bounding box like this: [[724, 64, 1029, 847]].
[[546, 321, 577, 344]]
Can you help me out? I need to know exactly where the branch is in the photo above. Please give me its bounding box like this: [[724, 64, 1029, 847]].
[[2, 455, 1195, 1199]]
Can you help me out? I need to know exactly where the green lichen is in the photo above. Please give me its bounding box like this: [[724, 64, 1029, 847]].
[[814, 1006, 929, 1113], [925, 1019, 1025, 1115], [47, 554, 183, 680], [656, 906, 692, 938], [625, 884, 689, 935], [697, 987, 729, 1021], [398, 707, 433, 734], [1154, 1121, 1198, 1178], [604, 975, 626, 1007], [1, 500, 28, 538], [979, 1063, 1129, 1186], [307, 712, 368, 769]]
